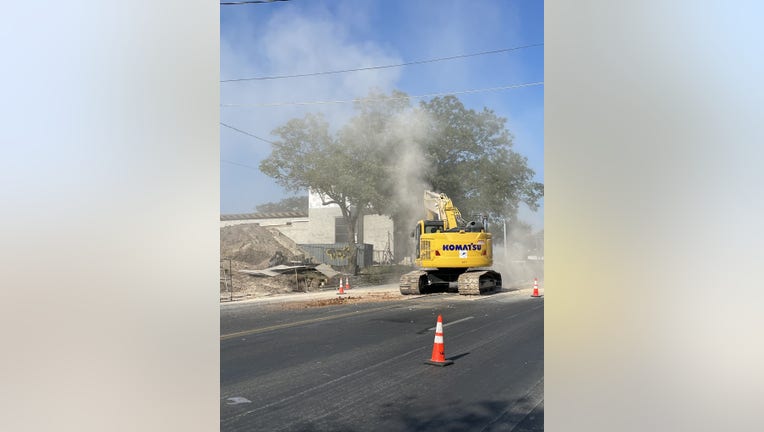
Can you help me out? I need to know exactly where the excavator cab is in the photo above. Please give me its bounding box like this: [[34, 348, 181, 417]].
[[423, 221, 444, 234], [411, 221, 444, 236], [412, 220, 444, 260]]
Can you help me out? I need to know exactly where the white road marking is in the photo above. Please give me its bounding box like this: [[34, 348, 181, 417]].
[[226, 397, 252, 405], [428, 316, 473, 331]]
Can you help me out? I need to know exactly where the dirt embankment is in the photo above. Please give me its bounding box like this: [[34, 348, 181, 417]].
[[220, 224, 327, 299]]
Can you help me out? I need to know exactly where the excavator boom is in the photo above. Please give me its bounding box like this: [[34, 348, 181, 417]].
[[423, 191, 462, 230]]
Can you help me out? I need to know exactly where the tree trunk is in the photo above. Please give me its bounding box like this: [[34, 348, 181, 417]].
[[347, 247, 359, 275], [392, 214, 412, 264]]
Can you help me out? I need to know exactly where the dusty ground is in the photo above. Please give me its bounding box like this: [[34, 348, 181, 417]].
[[276, 291, 404, 310]]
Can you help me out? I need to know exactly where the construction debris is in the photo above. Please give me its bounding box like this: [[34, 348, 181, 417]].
[[239, 264, 316, 277], [220, 224, 326, 298], [313, 263, 339, 279]]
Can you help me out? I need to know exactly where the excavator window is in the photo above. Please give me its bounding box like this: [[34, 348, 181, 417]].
[[423, 222, 444, 234]]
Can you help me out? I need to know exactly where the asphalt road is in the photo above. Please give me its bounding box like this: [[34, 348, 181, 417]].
[[221, 290, 544, 432]]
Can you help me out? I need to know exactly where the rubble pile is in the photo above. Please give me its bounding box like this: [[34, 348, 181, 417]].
[[220, 224, 326, 299]]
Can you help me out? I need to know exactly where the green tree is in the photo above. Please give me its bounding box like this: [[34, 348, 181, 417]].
[[418, 96, 543, 225], [260, 91, 544, 268], [255, 196, 308, 213], [337, 90, 412, 214], [338, 91, 418, 259], [260, 112, 388, 275]]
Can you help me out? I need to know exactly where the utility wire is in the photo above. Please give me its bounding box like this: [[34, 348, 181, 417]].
[[221, 0, 289, 5], [221, 159, 261, 171], [221, 81, 544, 108], [221, 122, 275, 144], [221, 43, 543, 83]]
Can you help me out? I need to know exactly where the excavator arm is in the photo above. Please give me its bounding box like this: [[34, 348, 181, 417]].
[[423, 190, 462, 230]]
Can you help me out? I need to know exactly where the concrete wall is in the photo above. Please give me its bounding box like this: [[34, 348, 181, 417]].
[[362, 214, 394, 255], [308, 208, 395, 256], [306, 207, 340, 244], [221, 190, 395, 259], [271, 221, 313, 244]]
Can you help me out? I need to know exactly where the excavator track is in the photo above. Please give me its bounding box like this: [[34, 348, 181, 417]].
[[457, 270, 502, 295], [399, 270, 427, 295], [400, 269, 502, 295]]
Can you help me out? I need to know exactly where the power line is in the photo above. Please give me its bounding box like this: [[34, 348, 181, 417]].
[[221, 81, 544, 108], [220, 122, 275, 144], [221, 43, 543, 83], [221, 0, 289, 5], [221, 159, 261, 171]]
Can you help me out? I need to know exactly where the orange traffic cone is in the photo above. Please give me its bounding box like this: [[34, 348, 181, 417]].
[[345, 277, 351, 290], [425, 315, 454, 367], [337, 277, 345, 295], [531, 278, 541, 297]]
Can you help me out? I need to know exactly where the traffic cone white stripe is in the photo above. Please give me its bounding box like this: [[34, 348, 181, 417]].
[[434, 335, 444, 343]]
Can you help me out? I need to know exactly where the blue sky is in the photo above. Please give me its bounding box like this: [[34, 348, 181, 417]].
[[220, 0, 544, 228]]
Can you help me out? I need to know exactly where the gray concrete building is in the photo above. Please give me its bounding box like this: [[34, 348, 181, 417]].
[[221, 190, 394, 263]]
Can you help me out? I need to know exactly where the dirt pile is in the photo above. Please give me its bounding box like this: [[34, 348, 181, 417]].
[[220, 224, 326, 299], [221, 223, 305, 269]]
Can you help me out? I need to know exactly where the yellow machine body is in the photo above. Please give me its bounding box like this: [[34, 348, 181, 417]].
[[413, 220, 493, 269], [400, 191, 501, 295]]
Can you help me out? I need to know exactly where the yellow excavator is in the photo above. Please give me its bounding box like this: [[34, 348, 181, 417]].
[[399, 191, 502, 295]]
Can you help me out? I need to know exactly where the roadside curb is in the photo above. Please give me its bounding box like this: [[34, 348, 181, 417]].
[[220, 283, 406, 307], [220, 279, 543, 306]]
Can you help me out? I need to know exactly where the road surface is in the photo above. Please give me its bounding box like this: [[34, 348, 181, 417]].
[[221, 288, 543, 431]]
